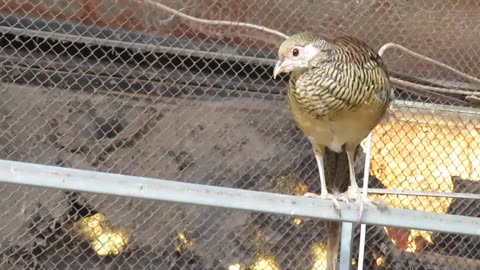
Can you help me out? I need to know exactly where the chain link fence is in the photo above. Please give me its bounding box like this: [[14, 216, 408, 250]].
[[0, 0, 479, 269]]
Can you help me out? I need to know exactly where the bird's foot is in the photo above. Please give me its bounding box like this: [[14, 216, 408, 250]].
[[337, 186, 368, 221], [336, 186, 367, 204], [336, 186, 388, 221], [303, 192, 341, 211], [339, 186, 388, 207]]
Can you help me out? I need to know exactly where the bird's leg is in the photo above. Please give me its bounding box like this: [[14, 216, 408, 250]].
[[346, 148, 361, 195], [341, 148, 387, 219], [328, 148, 363, 203], [344, 148, 369, 219], [304, 151, 341, 210], [317, 152, 329, 197]]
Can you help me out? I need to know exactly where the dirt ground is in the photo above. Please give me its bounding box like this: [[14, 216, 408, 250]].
[[0, 82, 332, 269]]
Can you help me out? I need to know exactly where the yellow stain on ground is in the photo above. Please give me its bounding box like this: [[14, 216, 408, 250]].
[[384, 226, 435, 253], [176, 231, 194, 254], [228, 263, 246, 270], [374, 254, 386, 267], [292, 218, 303, 226], [90, 230, 130, 256], [252, 255, 281, 270], [76, 213, 130, 256], [311, 242, 327, 270], [363, 109, 480, 252], [366, 110, 480, 211], [274, 173, 309, 196], [408, 229, 434, 249]]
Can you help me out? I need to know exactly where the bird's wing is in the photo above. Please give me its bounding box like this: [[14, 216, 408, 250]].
[[294, 37, 392, 118]]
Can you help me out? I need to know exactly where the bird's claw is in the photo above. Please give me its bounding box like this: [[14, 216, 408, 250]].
[[303, 189, 388, 220], [338, 186, 369, 221], [370, 197, 388, 210], [303, 192, 341, 211], [337, 187, 389, 221]]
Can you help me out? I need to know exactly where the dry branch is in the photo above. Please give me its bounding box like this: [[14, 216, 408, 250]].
[[141, 0, 289, 39]]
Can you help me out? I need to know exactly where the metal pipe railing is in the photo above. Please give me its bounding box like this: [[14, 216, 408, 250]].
[[0, 159, 478, 236]]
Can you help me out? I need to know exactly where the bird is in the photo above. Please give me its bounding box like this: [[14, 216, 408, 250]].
[[273, 32, 393, 269]]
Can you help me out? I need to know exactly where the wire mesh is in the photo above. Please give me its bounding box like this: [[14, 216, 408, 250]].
[[0, 0, 479, 269], [0, 183, 330, 270]]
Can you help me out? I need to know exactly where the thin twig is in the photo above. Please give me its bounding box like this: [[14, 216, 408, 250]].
[[466, 95, 480, 104], [378, 43, 480, 100], [391, 72, 480, 92], [379, 43, 480, 85], [390, 77, 475, 96], [141, 0, 289, 39], [150, 6, 188, 26]]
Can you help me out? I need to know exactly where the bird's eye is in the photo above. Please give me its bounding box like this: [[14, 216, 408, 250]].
[[292, 48, 300, 57]]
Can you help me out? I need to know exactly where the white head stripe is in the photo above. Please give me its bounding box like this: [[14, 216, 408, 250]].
[[304, 43, 320, 59]]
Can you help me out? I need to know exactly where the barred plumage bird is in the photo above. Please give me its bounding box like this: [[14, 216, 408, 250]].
[[273, 32, 393, 269]]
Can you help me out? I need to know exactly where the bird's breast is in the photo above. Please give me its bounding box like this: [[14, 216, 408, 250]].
[[288, 93, 386, 152]]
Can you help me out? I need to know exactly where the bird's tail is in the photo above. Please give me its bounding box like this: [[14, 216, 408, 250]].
[[326, 220, 341, 270], [324, 149, 351, 270]]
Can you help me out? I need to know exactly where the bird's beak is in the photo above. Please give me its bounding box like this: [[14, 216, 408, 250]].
[[273, 60, 284, 79]]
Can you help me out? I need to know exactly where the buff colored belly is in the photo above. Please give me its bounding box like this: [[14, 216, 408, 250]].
[[289, 99, 386, 153]]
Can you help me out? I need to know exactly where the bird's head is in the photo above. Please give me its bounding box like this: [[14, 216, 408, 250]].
[[273, 32, 323, 79]]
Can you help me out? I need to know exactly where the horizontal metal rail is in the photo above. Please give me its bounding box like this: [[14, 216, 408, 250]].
[[0, 25, 277, 66], [0, 160, 478, 236], [367, 188, 480, 200]]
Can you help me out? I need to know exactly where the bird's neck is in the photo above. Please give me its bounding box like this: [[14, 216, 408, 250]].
[[290, 69, 307, 80], [288, 70, 309, 103], [288, 70, 305, 96]]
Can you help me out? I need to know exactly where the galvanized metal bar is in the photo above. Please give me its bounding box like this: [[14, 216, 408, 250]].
[[0, 25, 277, 66], [366, 188, 480, 200], [393, 99, 480, 116], [0, 159, 479, 236], [339, 222, 354, 270]]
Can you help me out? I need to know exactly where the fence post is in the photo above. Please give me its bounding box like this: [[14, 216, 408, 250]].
[[339, 222, 354, 269]]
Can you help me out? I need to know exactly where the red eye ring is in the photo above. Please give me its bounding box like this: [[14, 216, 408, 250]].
[[292, 48, 299, 57]]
